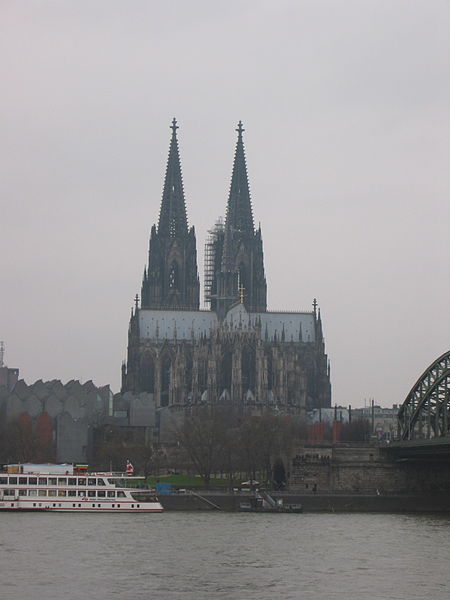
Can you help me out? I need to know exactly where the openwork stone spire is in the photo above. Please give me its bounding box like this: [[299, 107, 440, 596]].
[[225, 121, 254, 235], [158, 118, 188, 238], [212, 121, 266, 318], [141, 119, 199, 310]]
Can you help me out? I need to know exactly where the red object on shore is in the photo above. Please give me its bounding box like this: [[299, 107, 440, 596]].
[[332, 420, 343, 443], [308, 422, 326, 444]]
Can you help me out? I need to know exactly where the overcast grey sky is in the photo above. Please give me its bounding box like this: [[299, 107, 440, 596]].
[[1, 1, 448, 407]]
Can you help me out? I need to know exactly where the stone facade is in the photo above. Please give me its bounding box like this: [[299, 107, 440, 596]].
[[124, 311, 330, 418]]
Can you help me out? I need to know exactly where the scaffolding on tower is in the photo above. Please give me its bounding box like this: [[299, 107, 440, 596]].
[[204, 217, 224, 307]]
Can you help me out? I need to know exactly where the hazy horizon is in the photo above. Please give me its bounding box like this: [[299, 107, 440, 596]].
[[1, 1, 448, 408]]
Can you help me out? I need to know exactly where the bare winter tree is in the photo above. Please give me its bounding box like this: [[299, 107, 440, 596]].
[[174, 408, 306, 487], [175, 406, 232, 485]]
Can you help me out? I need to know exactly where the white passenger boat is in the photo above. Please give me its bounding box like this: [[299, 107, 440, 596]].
[[0, 464, 163, 513]]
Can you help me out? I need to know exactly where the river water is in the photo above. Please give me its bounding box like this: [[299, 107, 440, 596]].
[[1, 512, 448, 600]]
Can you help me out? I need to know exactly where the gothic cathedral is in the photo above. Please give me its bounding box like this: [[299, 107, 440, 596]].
[[121, 120, 331, 418]]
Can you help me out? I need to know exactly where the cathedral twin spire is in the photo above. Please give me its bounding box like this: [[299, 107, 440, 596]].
[[225, 121, 254, 235], [142, 119, 266, 315], [157, 118, 189, 238], [141, 118, 199, 310], [217, 120, 267, 314]]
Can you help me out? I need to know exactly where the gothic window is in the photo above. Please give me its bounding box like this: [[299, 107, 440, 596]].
[[169, 217, 176, 237], [287, 369, 296, 402], [267, 350, 274, 391], [198, 359, 207, 392], [242, 345, 256, 393], [169, 262, 179, 290], [161, 355, 171, 407], [185, 353, 193, 393], [140, 354, 155, 393], [220, 349, 232, 392]]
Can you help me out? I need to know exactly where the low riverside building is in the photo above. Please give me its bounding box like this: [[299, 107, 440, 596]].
[[351, 404, 399, 441], [0, 379, 157, 465]]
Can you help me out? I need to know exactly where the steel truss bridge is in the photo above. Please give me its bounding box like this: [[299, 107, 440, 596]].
[[397, 350, 450, 441]]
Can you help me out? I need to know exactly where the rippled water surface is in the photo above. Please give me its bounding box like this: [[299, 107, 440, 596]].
[[1, 511, 449, 599]]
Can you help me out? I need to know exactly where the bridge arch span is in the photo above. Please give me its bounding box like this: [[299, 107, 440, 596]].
[[397, 350, 450, 440]]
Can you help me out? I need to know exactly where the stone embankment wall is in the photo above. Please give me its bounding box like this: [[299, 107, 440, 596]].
[[158, 491, 450, 512], [289, 443, 450, 494]]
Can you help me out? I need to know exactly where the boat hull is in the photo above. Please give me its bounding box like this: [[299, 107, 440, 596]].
[[0, 501, 163, 513]]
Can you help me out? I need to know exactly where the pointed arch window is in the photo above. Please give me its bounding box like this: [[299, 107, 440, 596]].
[[169, 217, 177, 237], [169, 262, 179, 290], [198, 359, 207, 393], [267, 350, 274, 391], [161, 355, 171, 407], [242, 344, 256, 393], [220, 349, 232, 392], [140, 354, 155, 393], [185, 353, 193, 392]]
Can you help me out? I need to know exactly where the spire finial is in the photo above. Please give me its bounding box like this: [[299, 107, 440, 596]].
[[313, 298, 318, 317], [135, 294, 139, 310], [171, 118, 179, 135], [236, 120, 244, 138]]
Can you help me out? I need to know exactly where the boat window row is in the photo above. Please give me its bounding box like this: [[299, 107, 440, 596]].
[[1, 489, 126, 498], [0, 477, 107, 486], [29, 502, 135, 509]]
